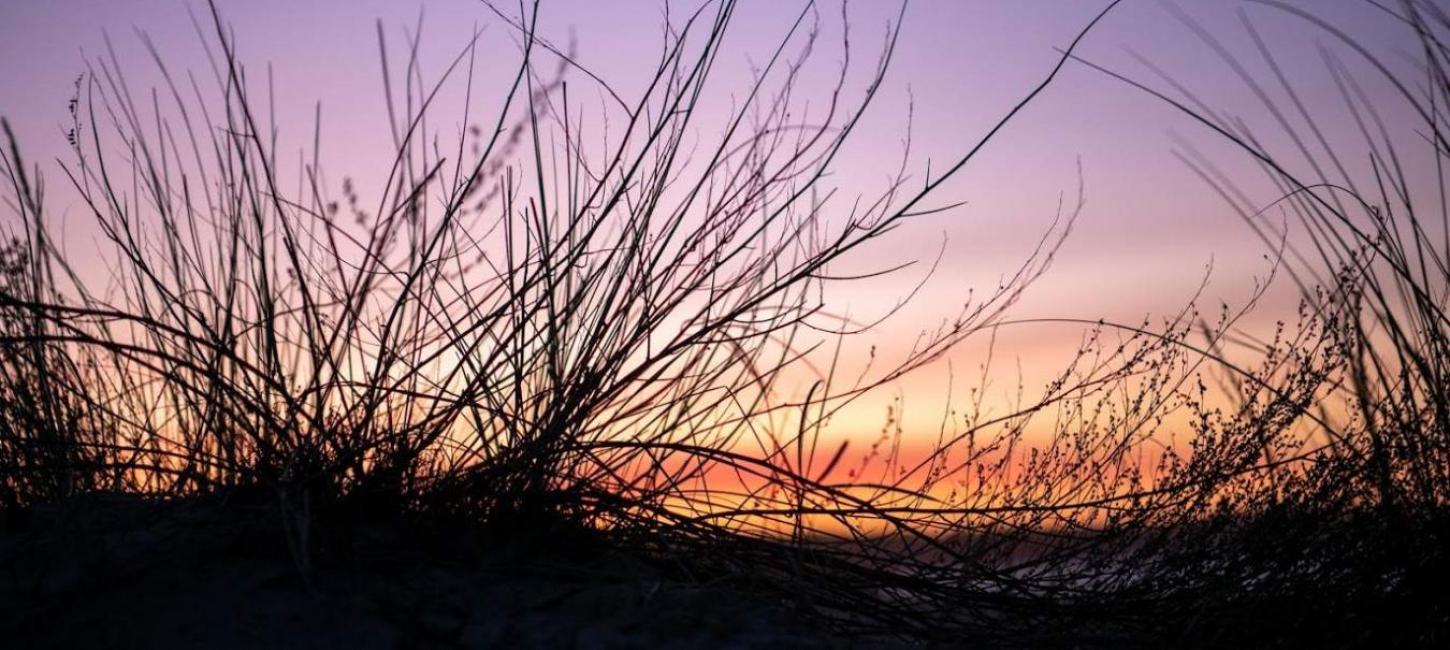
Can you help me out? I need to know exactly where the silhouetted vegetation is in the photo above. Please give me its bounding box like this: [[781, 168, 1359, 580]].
[[1, 0, 1447, 646]]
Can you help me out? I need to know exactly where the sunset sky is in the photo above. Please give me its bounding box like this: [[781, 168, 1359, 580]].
[[0, 0, 1422, 443]]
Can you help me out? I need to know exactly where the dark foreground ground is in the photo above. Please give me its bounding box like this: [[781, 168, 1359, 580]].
[[0, 494, 897, 649], [11, 494, 1446, 648]]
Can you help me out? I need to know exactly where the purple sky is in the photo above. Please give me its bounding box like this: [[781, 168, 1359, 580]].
[[0, 1, 1422, 439]]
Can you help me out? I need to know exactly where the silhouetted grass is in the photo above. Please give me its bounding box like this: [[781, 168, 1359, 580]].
[[1, 0, 1448, 646]]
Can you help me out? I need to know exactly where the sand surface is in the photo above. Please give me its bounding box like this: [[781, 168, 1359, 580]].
[[1, 495, 898, 649]]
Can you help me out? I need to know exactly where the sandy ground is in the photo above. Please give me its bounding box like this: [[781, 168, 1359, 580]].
[[0, 495, 898, 649]]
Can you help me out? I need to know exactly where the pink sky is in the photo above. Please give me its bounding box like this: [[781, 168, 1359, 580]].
[[0, 0, 1422, 441]]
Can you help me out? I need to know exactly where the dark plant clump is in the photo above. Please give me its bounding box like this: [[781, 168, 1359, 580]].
[[1, 0, 1448, 646]]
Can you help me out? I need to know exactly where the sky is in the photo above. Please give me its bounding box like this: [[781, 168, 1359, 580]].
[[0, 0, 1426, 444]]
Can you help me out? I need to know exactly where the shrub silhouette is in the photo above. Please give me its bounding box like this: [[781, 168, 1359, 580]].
[[1, 0, 1447, 646]]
